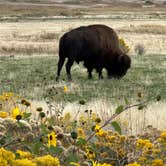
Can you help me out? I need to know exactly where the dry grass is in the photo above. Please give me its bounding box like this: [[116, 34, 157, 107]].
[[0, 19, 166, 55], [117, 24, 166, 34], [0, 41, 57, 55], [33, 99, 166, 135], [0, 2, 165, 18], [0, 4, 87, 18]]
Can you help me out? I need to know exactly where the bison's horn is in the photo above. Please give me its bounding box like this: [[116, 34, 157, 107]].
[[118, 55, 124, 63]]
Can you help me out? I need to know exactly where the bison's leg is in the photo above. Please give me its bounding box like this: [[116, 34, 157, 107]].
[[98, 70, 103, 79], [87, 67, 93, 79], [66, 59, 74, 81], [96, 67, 103, 79], [56, 57, 65, 81], [107, 71, 113, 79]]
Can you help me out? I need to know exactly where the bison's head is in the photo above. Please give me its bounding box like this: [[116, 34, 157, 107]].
[[107, 54, 131, 78]]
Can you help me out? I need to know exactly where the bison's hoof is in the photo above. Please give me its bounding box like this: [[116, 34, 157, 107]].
[[99, 75, 104, 79], [67, 78, 72, 82], [88, 75, 92, 79], [67, 75, 72, 81], [55, 76, 59, 81]]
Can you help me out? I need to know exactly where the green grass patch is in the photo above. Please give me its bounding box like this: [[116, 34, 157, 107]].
[[0, 54, 165, 102]]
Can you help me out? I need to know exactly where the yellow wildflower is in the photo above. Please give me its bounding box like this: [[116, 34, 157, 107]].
[[152, 148, 161, 155], [91, 160, 100, 166], [48, 131, 57, 148], [94, 125, 105, 137], [137, 92, 144, 98], [157, 138, 163, 143], [120, 135, 126, 142], [70, 162, 80, 166], [160, 131, 166, 139], [77, 128, 86, 138], [63, 85, 68, 93], [152, 159, 164, 166], [144, 142, 153, 150], [16, 150, 32, 159], [119, 38, 130, 53], [34, 155, 60, 166], [0, 148, 15, 164], [78, 115, 87, 127], [101, 164, 112, 166], [13, 159, 36, 166], [91, 113, 98, 121], [126, 162, 141, 166], [0, 157, 9, 166], [94, 125, 101, 132], [136, 139, 146, 148], [2, 92, 14, 100], [86, 149, 95, 159], [91, 160, 112, 166], [63, 112, 71, 122], [109, 136, 116, 142], [138, 156, 147, 162], [12, 107, 22, 120], [0, 111, 8, 118]]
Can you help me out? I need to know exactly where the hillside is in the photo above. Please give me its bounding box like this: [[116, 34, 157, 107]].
[[0, 0, 166, 20]]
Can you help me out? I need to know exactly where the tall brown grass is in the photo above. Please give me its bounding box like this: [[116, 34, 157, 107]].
[[0, 41, 58, 55], [117, 24, 166, 34]]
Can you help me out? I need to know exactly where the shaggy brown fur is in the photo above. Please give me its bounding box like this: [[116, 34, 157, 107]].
[[56, 24, 131, 80]]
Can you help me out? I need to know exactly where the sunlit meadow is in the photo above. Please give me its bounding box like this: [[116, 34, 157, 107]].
[[0, 50, 166, 165], [0, 4, 166, 165]]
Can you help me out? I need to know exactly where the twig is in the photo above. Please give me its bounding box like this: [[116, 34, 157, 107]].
[[86, 100, 148, 142], [2, 138, 20, 148]]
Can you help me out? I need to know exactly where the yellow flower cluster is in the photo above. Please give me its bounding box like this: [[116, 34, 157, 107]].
[[0, 92, 31, 120], [160, 131, 166, 138], [35, 155, 60, 166], [0, 148, 15, 165], [126, 162, 141, 166], [12, 158, 37, 166], [16, 150, 32, 159], [136, 139, 153, 150], [0, 92, 14, 101], [119, 38, 130, 54], [135, 134, 166, 165], [0, 148, 60, 166], [69, 161, 112, 166], [0, 111, 8, 118], [151, 159, 164, 166], [0, 107, 24, 120], [94, 125, 106, 137], [70, 162, 81, 166], [92, 160, 112, 166], [158, 131, 166, 143]]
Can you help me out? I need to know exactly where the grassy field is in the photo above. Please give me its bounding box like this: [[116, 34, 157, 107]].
[[0, 3, 166, 134], [0, 53, 166, 134], [0, 53, 165, 102], [0, 3, 166, 164]]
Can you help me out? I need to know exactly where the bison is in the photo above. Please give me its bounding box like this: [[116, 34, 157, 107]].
[[55, 24, 131, 81]]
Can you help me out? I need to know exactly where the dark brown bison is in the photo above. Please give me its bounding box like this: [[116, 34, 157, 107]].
[[56, 24, 131, 81]]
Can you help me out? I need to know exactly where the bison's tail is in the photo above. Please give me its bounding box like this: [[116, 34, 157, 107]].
[[56, 35, 67, 81], [59, 35, 66, 59]]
